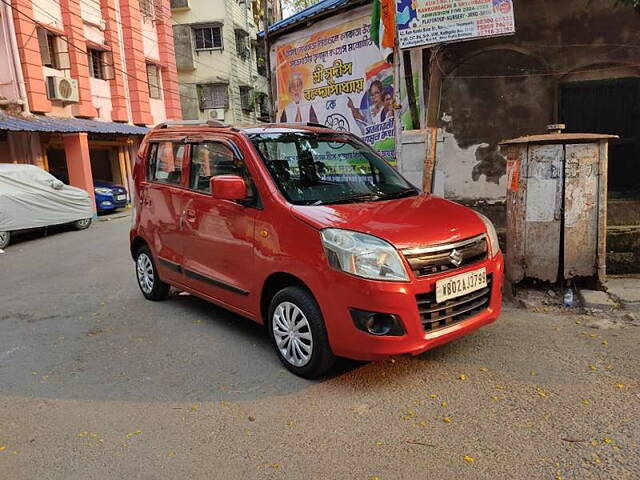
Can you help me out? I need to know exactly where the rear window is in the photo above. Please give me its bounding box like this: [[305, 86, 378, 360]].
[[148, 141, 185, 185]]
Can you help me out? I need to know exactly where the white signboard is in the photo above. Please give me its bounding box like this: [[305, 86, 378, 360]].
[[397, 0, 516, 49]]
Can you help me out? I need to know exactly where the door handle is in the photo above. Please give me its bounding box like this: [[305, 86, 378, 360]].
[[185, 208, 196, 222]]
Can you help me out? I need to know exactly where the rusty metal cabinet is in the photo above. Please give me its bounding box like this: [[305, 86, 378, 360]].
[[500, 133, 617, 285]]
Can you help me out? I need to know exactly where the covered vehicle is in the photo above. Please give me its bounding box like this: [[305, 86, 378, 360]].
[[0, 164, 93, 248]]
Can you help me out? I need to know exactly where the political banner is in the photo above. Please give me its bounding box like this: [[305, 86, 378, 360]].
[[397, 0, 516, 49], [274, 14, 396, 163]]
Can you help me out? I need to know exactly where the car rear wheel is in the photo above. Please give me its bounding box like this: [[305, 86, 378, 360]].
[[73, 218, 92, 230], [135, 245, 170, 301], [267, 287, 335, 378], [0, 231, 10, 249]]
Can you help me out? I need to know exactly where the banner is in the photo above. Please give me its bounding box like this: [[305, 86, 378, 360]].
[[274, 15, 396, 163], [397, 0, 516, 49]]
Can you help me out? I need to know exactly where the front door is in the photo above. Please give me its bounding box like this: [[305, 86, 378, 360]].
[[180, 138, 258, 314]]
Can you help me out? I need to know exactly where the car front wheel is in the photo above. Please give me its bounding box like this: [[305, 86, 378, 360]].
[[268, 286, 335, 378], [0, 231, 10, 249], [135, 246, 170, 301]]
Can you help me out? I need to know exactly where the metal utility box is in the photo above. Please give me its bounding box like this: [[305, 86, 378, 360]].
[[500, 132, 617, 286]]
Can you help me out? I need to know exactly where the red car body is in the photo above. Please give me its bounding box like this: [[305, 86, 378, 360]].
[[130, 123, 503, 363]]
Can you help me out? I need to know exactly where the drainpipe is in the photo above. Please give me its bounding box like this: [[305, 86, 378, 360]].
[[2, 1, 29, 113]]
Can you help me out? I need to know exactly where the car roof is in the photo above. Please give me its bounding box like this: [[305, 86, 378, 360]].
[[147, 121, 335, 137]]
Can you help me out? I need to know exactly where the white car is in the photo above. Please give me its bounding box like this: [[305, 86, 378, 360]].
[[0, 164, 93, 249]]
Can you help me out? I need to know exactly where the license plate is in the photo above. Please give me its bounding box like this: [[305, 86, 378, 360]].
[[436, 268, 487, 303], [116, 194, 126, 201]]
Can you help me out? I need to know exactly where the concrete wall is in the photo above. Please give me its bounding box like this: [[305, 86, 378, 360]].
[[433, 0, 640, 207]]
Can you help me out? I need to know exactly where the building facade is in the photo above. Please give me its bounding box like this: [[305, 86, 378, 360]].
[[170, 0, 280, 124], [0, 0, 182, 210]]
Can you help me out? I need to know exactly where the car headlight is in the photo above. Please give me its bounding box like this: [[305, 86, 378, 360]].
[[475, 212, 500, 258], [95, 187, 113, 195], [320, 228, 409, 282]]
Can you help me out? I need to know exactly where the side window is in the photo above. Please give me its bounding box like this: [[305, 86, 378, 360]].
[[148, 141, 185, 185], [189, 142, 255, 197]]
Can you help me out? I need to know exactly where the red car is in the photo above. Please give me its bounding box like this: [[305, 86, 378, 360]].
[[130, 121, 504, 378]]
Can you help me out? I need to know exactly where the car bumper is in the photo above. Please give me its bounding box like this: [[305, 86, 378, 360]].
[[318, 252, 504, 361], [96, 196, 128, 211]]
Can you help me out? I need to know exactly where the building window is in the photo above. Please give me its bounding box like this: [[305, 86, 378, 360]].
[[170, 0, 189, 8], [37, 27, 70, 70], [146, 63, 161, 99], [139, 0, 155, 20], [255, 41, 266, 76], [198, 83, 228, 109], [240, 86, 253, 112], [235, 29, 249, 60], [87, 49, 114, 80], [193, 26, 223, 51], [257, 93, 270, 120]]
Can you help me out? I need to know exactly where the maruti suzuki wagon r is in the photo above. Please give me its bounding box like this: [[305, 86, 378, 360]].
[[130, 121, 504, 378]]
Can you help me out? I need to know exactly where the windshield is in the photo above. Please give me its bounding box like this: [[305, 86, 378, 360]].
[[249, 132, 418, 205]]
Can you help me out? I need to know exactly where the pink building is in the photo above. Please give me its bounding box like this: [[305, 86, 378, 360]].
[[0, 0, 181, 209]]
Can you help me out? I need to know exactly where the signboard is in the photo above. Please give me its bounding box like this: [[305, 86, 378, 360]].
[[397, 0, 516, 49], [274, 14, 395, 163]]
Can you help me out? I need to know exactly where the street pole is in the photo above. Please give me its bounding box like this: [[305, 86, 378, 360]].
[[261, 0, 274, 121], [422, 45, 443, 194]]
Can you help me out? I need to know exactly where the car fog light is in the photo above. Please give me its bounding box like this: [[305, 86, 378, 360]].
[[350, 309, 405, 336]]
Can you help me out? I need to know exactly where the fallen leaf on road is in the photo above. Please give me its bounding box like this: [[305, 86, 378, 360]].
[[271, 464, 280, 469], [419, 421, 428, 427], [429, 394, 437, 399], [479, 367, 488, 372], [458, 374, 467, 380], [463, 455, 474, 464], [591, 439, 599, 446], [190, 405, 199, 412], [616, 384, 625, 389], [581, 399, 590, 405], [440, 401, 447, 407], [443, 417, 452, 423], [530, 371, 537, 376], [286, 420, 296, 427], [375, 441, 384, 446], [602, 340, 608, 346], [167, 451, 176, 458], [603, 437, 612, 444], [0, 446, 6, 452], [536, 388, 548, 397], [126, 430, 142, 438], [589, 365, 598, 371], [248, 416, 255, 422]]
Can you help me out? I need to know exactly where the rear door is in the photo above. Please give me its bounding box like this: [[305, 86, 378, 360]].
[[180, 137, 258, 314], [139, 139, 188, 285]]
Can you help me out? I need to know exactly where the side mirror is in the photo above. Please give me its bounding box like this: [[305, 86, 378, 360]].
[[210, 175, 247, 201]]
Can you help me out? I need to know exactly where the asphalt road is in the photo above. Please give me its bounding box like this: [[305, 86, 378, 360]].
[[0, 216, 639, 479]]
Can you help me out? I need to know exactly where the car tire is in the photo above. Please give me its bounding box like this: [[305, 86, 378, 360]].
[[0, 231, 10, 249], [267, 286, 335, 378], [135, 245, 170, 301], [73, 218, 92, 230]]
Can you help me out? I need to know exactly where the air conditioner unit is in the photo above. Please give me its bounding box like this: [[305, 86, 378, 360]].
[[203, 108, 225, 121], [46, 76, 79, 102]]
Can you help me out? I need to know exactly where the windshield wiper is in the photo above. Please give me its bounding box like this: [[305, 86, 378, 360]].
[[375, 188, 420, 201], [323, 193, 380, 205]]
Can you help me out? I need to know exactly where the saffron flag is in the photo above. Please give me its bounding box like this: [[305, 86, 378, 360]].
[[370, 0, 395, 62]]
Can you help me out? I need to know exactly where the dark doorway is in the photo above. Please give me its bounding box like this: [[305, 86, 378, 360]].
[[560, 77, 640, 199], [46, 148, 68, 182]]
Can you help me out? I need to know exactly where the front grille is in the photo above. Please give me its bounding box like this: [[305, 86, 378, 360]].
[[401, 235, 487, 277], [416, 274, 493, 332]]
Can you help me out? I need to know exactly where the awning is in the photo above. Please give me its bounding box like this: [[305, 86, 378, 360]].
[[0, 112, 149, 135]]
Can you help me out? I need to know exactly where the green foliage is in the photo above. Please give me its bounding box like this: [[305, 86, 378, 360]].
[[281, 0, 318, 16], [615, 0, 640, 6]]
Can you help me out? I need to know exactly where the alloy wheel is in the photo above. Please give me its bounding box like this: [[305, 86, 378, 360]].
[[137, 253, 154, 294], [272, 301, 314, 367]]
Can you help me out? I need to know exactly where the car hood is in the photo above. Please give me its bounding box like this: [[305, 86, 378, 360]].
[[290, 194, 486, 250], [94, 180, 125, 190]]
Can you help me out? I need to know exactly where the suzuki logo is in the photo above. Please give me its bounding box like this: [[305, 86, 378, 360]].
[[449, 249, 463, 267]]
